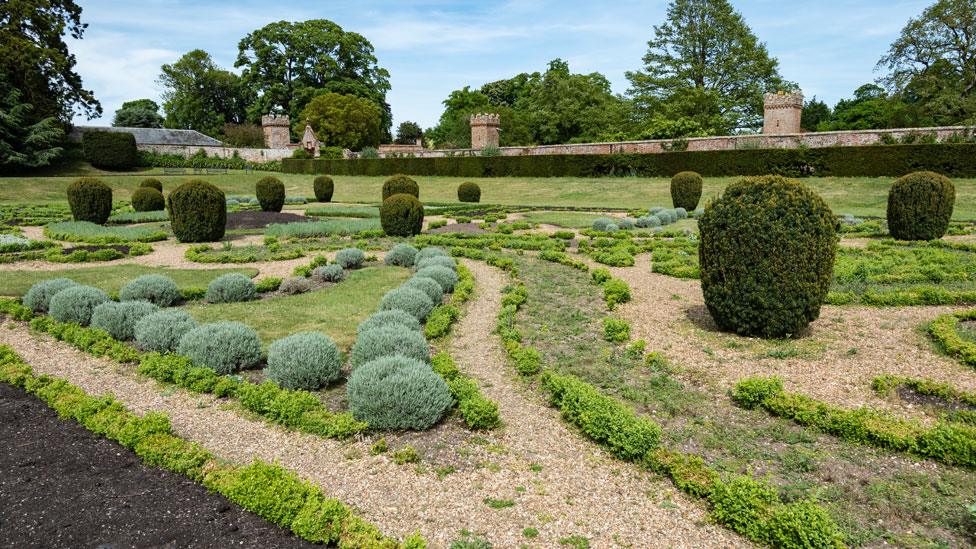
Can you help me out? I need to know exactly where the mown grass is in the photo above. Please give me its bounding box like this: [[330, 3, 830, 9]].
[[0, 265, 257, 296], [520, 211, 619, 229]]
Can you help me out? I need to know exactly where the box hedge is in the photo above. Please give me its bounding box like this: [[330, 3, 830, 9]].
[[313, 175, 334, 202], [887, 171, 955, 240], [167, 180, 226, 242], [82, 130, 139, 170], [67, 177, 113, 224]]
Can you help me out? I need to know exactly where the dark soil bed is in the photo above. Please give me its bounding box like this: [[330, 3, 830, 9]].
[[61, 244, 131, 254], [0, 382, 314, 548], [427, 222, 486, 234], [226, 211, 310, 230]]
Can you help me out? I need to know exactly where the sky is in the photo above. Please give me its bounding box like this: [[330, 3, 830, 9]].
[[68, 0, 932, 131]]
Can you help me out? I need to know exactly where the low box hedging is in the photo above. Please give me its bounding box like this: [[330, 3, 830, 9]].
[[928, 310, 976, 367], [431, 352, 500, 430]]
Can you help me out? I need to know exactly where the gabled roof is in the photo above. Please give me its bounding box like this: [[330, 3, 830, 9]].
[[70, 126, 225, 147]]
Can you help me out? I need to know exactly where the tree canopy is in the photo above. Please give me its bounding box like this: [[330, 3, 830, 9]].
[[0, 81, 65, 169], [158, 50, 251, 138], [112, 99, 164, 128], [299, 92, 383, 150], [394, 121, 423, 145]]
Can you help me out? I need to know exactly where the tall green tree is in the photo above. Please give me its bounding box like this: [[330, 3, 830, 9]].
[[299, 92, 383, 150], [0, 80, 65, 169], [626, 0, 791, 134], [801, 97, 832, 131], [394, 121, 423, 145], [158, 50, 251, 138], [112, 99, 164, 128]]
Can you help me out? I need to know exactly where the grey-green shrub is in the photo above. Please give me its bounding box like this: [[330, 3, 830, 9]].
[[24, 278, 79, 312], [415, 255, 456, 272], [403, 276, 444, 303], [206, 273, 256, 303], [650, 207, 665, 214], [346, 355, 452, 431], [279, 276, 312, 294], [657, 210, 676, 224], [605, 223, 619, 232], [119, 274, 180, 307], [312, 264, 344, 282], [674, 207, 688, 219], [378, 286, 435, 321], [135, 309, 198, 353], [415, 246, 448, 264], [592, 218, 615, 231], [48, 286, 110, 325], [617, 218, 635, 230], [90, 300, 158, 340], [384, 243, 418, 267], [416, 265, 458, 293], [356, 310, 421, 334], [177, 321, 262, 374], [335, 248, 365, 269], [265, 332, 341, 390], [635, 216, 661, 228], [350, 325, 430, 368]]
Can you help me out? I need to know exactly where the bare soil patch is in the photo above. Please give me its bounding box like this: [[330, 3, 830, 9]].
[[226, 211, 309, 230], [427, 222, 486, 234]]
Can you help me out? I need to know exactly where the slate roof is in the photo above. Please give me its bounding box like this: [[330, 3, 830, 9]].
[[70, 126, 225, 147]]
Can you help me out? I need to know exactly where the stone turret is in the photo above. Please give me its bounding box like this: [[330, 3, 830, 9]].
[[262, 114, 291, 149], [470, 113, 501, 149], [300, 123, 319, 158], [763, 92, 803, 135]]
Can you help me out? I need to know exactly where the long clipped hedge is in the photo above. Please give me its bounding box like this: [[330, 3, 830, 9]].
[[283, 143, 976, 178]]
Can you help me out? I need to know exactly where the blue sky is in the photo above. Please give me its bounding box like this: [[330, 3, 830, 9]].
[[70, 0, 931, 130]]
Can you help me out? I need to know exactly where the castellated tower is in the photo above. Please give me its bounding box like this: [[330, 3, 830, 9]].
[[763, 92, 803, 135], [262, 114, 291, 149], [469, 113, 501, 149]]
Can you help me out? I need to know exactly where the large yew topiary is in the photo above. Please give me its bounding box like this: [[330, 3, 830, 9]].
[[380, 193, 424, 237], [255, 176, 285, 212], [167, 180, 226, 242], [313, 175, 334, 202], [381, 174, 419, 201], [457, 182, 481, 203], [140, 178, 163, 192], [67, 177, 113, 224], [671, 171, 703, 211], [699, 176, 837, 338], [887, 171, 955, 241], [131, 186, 165, 212]]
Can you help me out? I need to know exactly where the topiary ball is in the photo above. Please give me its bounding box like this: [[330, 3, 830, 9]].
[[67, 177, 113, 224], [378, 286, 435, 321], [177, 321, 263, 374], [380, 193, 424, 237], [265, 332, 341, 390], [131, 187, 165, 212], [134, 309, 198, 353], [167, 180, 226, 242], [887, 171, 955, 241], [48, 285, 110, 326], [402, 276, 444, 304], [671, 171, 703, 211], [699, 175, 837, 338], [416, 265, 458, 293], [384, 243, 418, 267], [140, 178, 163, 192], [90, 300, 158, 340], [206, 273, 256, 303], [335, 248, 365, 269], [356, 310, 422, 335], [256, 176, 285, 213], [312, 264, 344, 283], [346, 355, 452, 431], [119, 274, 180, 307], [458, 182, 481, 203], [415, 246, 448, 264], [350, 325, 431, 368], [24, 278, 79, 313], [382, 174, 419, 201], [313, 175, 334, 202], [415, 255, 456, 272]]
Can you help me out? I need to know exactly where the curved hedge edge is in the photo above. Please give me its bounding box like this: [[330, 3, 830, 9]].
[[733, 376, 976, 468], [0, 345, 424, 549], [424, 263, 474, 340], [538, 250, 589, 271], [872, 374, 976, 408], [929, 310, 976, 367], [1, 243, 154, 265], [827, 287, 976, 307], [431, 352, 500, 431]]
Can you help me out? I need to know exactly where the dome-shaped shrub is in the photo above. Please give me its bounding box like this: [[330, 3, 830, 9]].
[[67, 177, 113, 224], [416, 266, 458, 293], [167, 180, 226, 242], [177, 321, 262, 374], [335, 248, 365, 269], [140, 178, 163, 192], [887, 171, 955, 241], [135, 309, 197, 353], [671, 171, 703, 211], [384, 243, 418, 267], [592, 218, 615, 231], [656, 210, 676, 225], [119, 274, 180, 307], [415, 246, 448, 264], [382, 174, 419, 201], [313, 175, 334, 202], [279, 276, 312, 295], [266, 332, 341, 390], [674, 207, 688, 219], [206, 273, 256, 303], [24, 278, 79, 313], [48, 285, 110, 325], [347, 355, 452, 431], [90, 300, 158, 340], [350, 325, 430, 368], [617, 218, 635, 230], [131, 187, 165, 212], [699, 175, 837, 338], [605, 223, 619, 232], [312, 264, 344, 283], [356, 310, 421, 335], [380, 193, 424, 237], [378, 286, 435, 321], [415, 255, 456, 272], [635, 216, 661, 229], [403, 276, 444, 304], [457, 182, 481, 203], [256, 176, 285, 213]]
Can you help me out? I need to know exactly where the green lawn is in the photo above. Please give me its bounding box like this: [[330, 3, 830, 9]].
[[0, 265, 257, 296], [185, 266, 410, 349]]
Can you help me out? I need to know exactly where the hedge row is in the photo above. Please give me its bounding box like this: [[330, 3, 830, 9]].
[[138, 150, 282, 172], [928, 309, 976, 367], [283, 143, 976, 178], [0, 345, 422, 548]]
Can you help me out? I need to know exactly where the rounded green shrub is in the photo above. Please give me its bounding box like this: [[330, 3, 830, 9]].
[[403, 276, 444, 303], [140, 178, 163, 192], [887, 171, 955, 241], [82, 130, 138, 170], [24, 278, 79, 313], [671, 171, 703, 211], [335, 248, 365, 269], [457, 182, 481, 203], [767, 500, 846, 548], [131, 187, 165, 212], [312, 264, 344, 282], [266, 332, 341, 390], [699, 175, 837, 338], [313, 175, 334, 202], [635, 216, 660, 228], [256, 176, 285, 213], [206, 273, 256, 303], [674, 207, 688, 219], [90, 300, 158, 340], [177, 321, 263, 374], [67, 177, 113, 224], [415, 255, 456, 272], [415, 246, 448, 263], [384, 243, 418, 267], [48, 285, 110, 325], [167, 180, 226, 243], [592, 218, 615, 231], [350, 325, 431, 368], [381, 174, 419, 201], [134, 309, 197, 352], [605, 223, 619, 232], [119, 274, 180, 307], [356, 310, 421, 335], [380, 193, 424, 237], [378, 286, 435, 321], [415, 265, 458, 293], [347, 355, 452, 431], [617, 218, 634, 230]]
